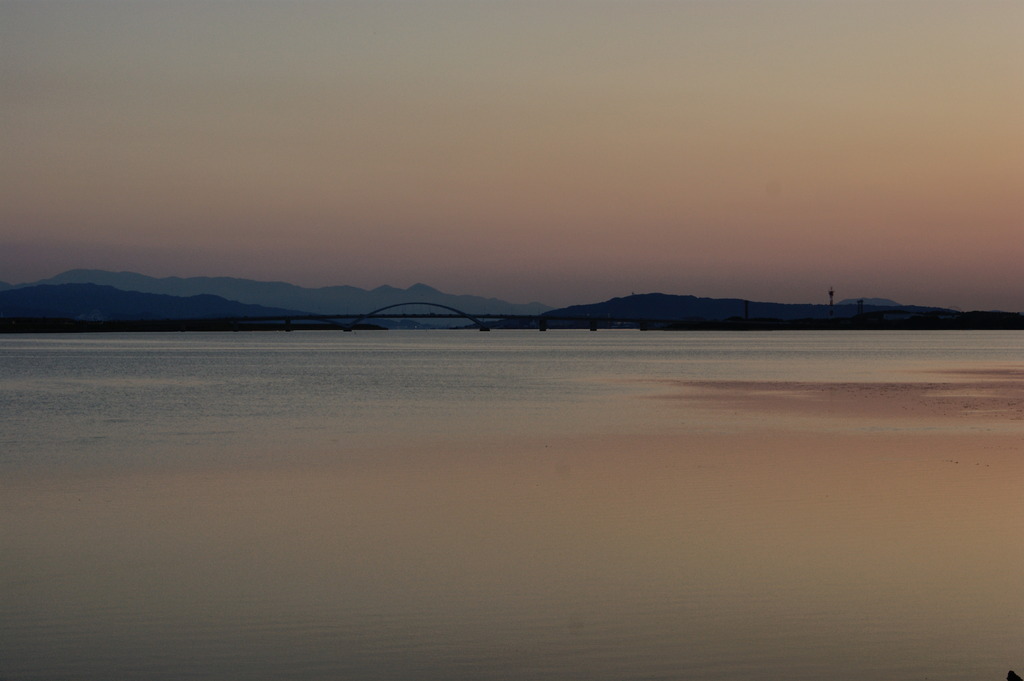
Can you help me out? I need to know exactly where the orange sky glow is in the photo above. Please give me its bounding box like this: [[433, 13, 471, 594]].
[[2, 0, 1022, 310]]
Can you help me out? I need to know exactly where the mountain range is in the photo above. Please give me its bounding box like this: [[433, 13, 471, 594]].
[[0, 269, 964, 326], [0, 269, 551, 317]]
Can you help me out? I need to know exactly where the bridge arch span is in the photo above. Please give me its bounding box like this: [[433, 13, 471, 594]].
[[345, 302, 491, 331]]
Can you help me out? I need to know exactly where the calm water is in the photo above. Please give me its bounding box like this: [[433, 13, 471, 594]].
[[1, 330, 1021, 680]]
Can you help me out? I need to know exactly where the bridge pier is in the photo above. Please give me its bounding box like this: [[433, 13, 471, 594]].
[[539, 318, 548, 332]]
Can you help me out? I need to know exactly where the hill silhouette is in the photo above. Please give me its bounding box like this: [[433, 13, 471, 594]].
[[0, 283, 305, 321], [544, 292, 951, 323]]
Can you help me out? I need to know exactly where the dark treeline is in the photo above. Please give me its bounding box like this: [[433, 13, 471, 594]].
[[3, 310, 1022, 333]]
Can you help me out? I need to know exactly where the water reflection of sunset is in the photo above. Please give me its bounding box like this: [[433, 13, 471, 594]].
[[3, 332, 1021, 680]]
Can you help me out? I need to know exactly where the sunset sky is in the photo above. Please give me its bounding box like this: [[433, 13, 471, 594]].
[[2, 0, 1022, 310]]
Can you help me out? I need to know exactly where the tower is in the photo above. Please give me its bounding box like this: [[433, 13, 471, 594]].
[[828, 287, 835, 318]]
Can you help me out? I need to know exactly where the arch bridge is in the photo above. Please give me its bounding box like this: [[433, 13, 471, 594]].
[[165, 302, 681, 332]]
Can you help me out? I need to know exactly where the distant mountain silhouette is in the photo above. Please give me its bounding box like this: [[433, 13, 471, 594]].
[[6, 271, 976, 326], [21, 270, 552, 316], [544, 292, 951, 322], [0, 283, 306, 320]]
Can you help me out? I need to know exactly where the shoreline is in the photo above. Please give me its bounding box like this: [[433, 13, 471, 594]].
[[3, 309, 1024, 334]]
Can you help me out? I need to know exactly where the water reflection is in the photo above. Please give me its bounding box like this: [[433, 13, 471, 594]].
[[1, 332, 1022, 680], [4, 425, 1020, 680]]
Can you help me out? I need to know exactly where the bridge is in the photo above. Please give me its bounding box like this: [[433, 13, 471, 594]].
[[157, 302, 686, 332]]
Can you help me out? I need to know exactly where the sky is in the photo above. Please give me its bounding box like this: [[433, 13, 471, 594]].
[[2, 0, 1022, 310]]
